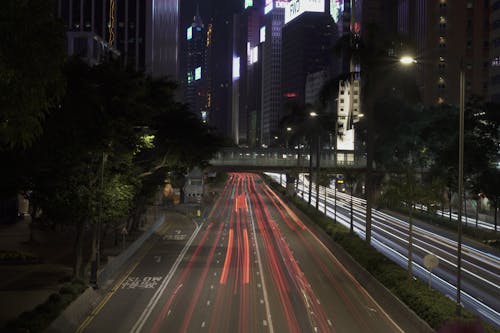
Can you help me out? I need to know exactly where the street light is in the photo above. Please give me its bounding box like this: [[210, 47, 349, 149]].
[[400, 55, 465, 316], [399, 55, 417, 65]]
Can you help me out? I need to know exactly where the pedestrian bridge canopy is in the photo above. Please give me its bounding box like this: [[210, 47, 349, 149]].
[[209, 147, 367, 170]]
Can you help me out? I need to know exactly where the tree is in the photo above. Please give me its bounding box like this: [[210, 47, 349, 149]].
[[422, 98, 499, 224], [321, 31, 418, 243], [477, 168, 500, 232], [0, 0, 66, 149], [381, 167, 441, 280]]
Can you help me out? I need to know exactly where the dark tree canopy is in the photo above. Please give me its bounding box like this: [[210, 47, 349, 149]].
[[0, 0, 66, 149]]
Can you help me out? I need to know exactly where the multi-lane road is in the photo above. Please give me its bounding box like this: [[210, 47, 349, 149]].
[[77, 173, 413, 333], [269, 172, 500, 328]]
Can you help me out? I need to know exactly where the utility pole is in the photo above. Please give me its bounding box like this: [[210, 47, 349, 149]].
[[456, 68, 465, 316]]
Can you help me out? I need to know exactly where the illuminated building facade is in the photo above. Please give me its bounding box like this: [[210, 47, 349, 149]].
[[184, 8, 211, 122], [261, 1, 285, 146], [57, 0, 178, 78], [231, 2, 263, 146]]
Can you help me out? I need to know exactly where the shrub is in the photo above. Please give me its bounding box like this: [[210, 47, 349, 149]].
[[4, 280, 87, 333], [264, 176, 499, 333]]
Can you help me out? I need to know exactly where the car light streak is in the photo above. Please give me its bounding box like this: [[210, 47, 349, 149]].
[[148, 222, 216, 333], [220, 228, 234, 284], [178, 221, 225, 333]]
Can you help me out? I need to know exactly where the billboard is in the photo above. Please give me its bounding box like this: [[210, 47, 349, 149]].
[[195, 67, 202, 80], [330, 0, 344, 23], [284, 0, 324, 24], [232, 57, 240, 80], [264, 0, 273, 14]]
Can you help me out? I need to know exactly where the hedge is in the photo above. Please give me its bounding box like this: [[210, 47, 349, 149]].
[[3, 279, 87, 333], [265, 176, 499, 333]]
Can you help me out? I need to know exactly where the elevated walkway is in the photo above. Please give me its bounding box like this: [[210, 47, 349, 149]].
[[209, 147, 366, 170]]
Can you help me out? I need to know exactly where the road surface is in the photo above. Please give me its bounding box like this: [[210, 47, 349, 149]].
[[77, 173, 407, 333]]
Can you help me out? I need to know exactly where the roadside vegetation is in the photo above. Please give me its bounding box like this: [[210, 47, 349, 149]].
[[4, 279, 86, 333], [266, 177, 499, 333]]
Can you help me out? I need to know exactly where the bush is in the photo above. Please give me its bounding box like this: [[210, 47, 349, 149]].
[[4, 280, 87, 333], [0, 250, 40, 265], [264, 176, 499, 333]]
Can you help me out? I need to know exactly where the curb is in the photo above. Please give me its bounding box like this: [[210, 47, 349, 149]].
[[45, 212, 167, 333], [271, 183, 435, 333]]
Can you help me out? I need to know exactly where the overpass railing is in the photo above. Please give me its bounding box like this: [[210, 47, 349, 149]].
[[209, 147, 367, 169]]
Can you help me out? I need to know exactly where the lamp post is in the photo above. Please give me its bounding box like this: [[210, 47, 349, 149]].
[[308, 112, 318, 205], [400, 55, 465, 316]]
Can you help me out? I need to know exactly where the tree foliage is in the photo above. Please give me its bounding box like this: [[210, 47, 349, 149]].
[[0, 0, 66, 149], [0, 56, 222, 277]]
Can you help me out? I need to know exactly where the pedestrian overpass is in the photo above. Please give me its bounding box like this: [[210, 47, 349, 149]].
[[209, 147, 366, 171]]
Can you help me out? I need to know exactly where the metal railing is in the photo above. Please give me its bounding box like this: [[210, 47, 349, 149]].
[[209, 147, 367, 169]]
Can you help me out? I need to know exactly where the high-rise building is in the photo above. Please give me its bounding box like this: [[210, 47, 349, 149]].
[[397, 0, 490, 105], [231, 2, 263, 146], [281, 8, 336, 109], [184, 8, 211, 122], [490, 0, 500, 102], [57, 0, 179, 79], [203, 0, 240, 139], [261, 1, 285, 146], [145, 0, 179, 79]]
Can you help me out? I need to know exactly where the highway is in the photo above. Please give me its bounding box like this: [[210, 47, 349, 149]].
[[77, 173, 408, 333], [267, 172, 500, 328]]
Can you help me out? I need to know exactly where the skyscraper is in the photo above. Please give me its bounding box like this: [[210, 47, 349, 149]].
[[57, 0, 179, 79], [231, 2, 263, 146], [183, 8, 211, 122], [145, 0, 179, 78], [397, 0, 490, 105], [490, 0, 500, 102], [261, 1, 285, 146], [281, 7, 336, 109]]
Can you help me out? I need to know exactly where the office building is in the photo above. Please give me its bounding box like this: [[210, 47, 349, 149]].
[[490, 0, 500, 102], [231, 3, 263, 146], [261, 1, 285, 146], [57, 0, 179, 79], [184, 8, 211, 122], [397, 0, 490, 105]]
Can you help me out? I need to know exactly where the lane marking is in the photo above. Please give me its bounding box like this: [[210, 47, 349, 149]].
[[75, 258, 142, 333], [75, 222, 173, 333], [129, 222, 203, 333], [246, 179, 275, 333]]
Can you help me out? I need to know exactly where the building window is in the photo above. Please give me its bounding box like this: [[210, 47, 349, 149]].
[[439, 37, 446, 48], [492, 57, 500, 66]]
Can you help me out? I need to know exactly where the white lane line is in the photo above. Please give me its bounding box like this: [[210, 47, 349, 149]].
[[247, 183, 275, 333], [130, 222, 203, 333]]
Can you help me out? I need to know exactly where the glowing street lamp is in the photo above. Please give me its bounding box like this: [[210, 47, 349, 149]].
[[399, 54, 465, 315], [400, 55, 417, 65]]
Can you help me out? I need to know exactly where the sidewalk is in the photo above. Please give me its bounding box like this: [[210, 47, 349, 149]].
[[0, 205, 172, 329], [0, 217, 73, 327]]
